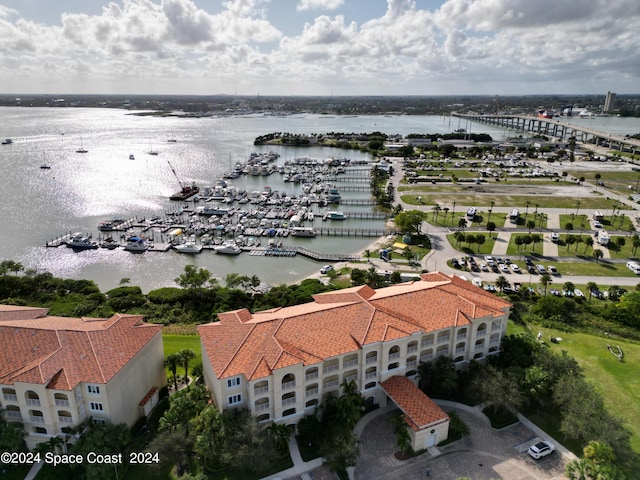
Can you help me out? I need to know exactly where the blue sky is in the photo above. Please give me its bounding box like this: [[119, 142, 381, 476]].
[[0, 0, 638, 96]]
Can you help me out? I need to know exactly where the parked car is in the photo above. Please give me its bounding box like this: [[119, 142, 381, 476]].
[[527, 441, 555, 459], [574, 288, 584, 297], [594, 221, 603, 228], [484, 255, 495, 264], [320, 265, 334, 274], [511, 264, 521, 273], [524, 257, 534, 266], [480, 263, 490, 272], [499, 263, 510, 273], [451, 258, 461, 269], [527, 265, 536, 274], [536, 265, 547, 274], [547, 265, 558, 275], [550, 232, 560, 242]]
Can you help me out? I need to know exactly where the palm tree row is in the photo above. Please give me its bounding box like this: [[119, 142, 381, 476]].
[[164, 348, 196, 392]]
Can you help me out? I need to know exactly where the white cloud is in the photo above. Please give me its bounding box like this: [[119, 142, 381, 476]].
[[296, 0, 344, 12]]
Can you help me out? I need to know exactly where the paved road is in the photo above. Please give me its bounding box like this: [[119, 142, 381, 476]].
[[354, 405, 570, 480]]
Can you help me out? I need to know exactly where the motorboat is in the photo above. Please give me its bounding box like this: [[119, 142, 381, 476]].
[[174, 241, 202, 254], [123, 236, 149, 252], [213, 241, 242, 255], [327, 211, 347, 220], [291, 226, 316, 237], [66, 233, 98, 250], [129, 154, 135, 160]]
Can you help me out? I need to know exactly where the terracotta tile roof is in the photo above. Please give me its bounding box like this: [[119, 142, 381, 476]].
[[198, 273, 512, 381], [381, 376, 449, 431], [0, 307, 161, 390]]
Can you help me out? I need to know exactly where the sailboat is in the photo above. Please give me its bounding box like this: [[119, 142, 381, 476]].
[[76, 136, 88, 153], [148, 144, 158, 156]]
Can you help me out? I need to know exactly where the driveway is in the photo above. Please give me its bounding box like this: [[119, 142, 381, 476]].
[[354, 406, 569, 480]]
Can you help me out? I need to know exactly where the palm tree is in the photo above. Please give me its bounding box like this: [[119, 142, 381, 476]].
[[593, 249, 604, 263], [458, 218, 467, 230], [586, 281, 598, 302], [178, 349, 196, 387], [526, 220, 535, 233], [495, 275, 509, 292], [583, 236, 594, 253], [486, 221, 496, 239], [540, 274, 552, 295], [165, 353, 181, 391], [487, 201, 495, 224], [432, 204, 441, 222]]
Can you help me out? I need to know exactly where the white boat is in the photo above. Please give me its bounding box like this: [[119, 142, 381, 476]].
[[174, 241, 202, 254], [213, 242, 242, 255], [76, 136, 88, 153], [129, 154, 135, 160], [327, 211, 347, 220], [123, 236, 149, 252], [196, 205, 232, 216], [65, 233, 98, 250], [291, 226, 316, 237]]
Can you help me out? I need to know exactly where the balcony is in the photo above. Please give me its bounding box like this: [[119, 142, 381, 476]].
[[455, 346, 465, 354], [254, 386, 269, 396], [456, 332, 467, 341], [282, 381, 296, 391], [255, 403, 270, 412], [492, 323, 502, 331], [437, 335, 450, 344], [343, 359, 358, 369], [365, 356, 378, 365], [3, 393, 18, 402], [26, 398, 41, 407], [474, 344, 485, 351], [323, 364, 339, 374], [420, 354, 433, 362], [365, 371, 377, 380], [55, 399, 70, 407], [344, 374, 358, 384], [323, 380, 339, 390], [436, 349, 449, 358], [6, 411, 22, 419], [406, 360, 417, 368], [305, 372, 319, 382], [282, 397, 297, 407], [421, 339, 434, 348], [305, 388, 319, 397], [490, 337, 500, 346], [29, 416, 45, 424], [407, 345, 418, 353], [388, 352, 401, 361], [58, 416, 74, 424]]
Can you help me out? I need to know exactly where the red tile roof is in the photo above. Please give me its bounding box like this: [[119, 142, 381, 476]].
[[381, 376, 449, 431], [0, 307, 161, 390], [199, 273, 511, 381]]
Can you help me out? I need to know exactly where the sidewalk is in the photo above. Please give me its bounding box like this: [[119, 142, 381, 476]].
[[260, 432, 323, 480]]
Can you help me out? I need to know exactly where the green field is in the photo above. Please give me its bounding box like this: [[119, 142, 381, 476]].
[[543, 328, 640, 454], [162, 333, 202, 372]]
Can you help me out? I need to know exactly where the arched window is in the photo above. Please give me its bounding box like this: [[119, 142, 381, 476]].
[[281, 373, 296, 390]]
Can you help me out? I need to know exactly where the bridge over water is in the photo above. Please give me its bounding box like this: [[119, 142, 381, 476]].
[[454, 113, 640, 155]]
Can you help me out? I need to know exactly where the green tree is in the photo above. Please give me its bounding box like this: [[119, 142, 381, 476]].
[[178, 348, 196, 387], [540, 273, 552, 294], [0, 408, 26, 452], [495, 275, 509, 292], [394, 210, 427, 236], [165, 353, 181, 391], [583, 236, 594, 253], [472, 364, 525, 414], [486, 221, 496, 238], [526, 219, 536, 233], [175, 265, 213, 289], [593, 248, 604, 263], [586, 281, 598, 302], [389, 412, 413, 456]]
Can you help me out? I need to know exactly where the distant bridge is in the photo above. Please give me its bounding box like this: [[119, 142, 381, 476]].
[[454, 113, 640, 155]]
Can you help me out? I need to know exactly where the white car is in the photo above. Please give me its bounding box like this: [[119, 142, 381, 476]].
[[320, 265, 334, 274], [527, 440, 555, 459], [594, 221, 603, 228], [499, 264, 510, 273], [511, 264, 521, 273], [550, 232, 560, 242], [547, 265, 558, 275]]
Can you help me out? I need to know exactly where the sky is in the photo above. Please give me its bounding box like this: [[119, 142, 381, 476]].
[[0, 0, 638, 96]]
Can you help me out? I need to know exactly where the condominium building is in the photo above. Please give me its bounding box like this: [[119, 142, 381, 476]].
[[0, 306, 165, 449], [198, 272, 512, 441]]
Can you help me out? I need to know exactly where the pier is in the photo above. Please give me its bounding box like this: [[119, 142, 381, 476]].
[[454, 113, 640, 155]]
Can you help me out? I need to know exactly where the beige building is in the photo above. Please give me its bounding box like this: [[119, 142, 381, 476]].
[[198, 272, 511, 441], [0, 306, 165, 450]]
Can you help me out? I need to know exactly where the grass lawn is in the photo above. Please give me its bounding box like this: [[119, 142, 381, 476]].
[[162, 333, 202, 374], [400, 192, 621, 210], [446, 233, 497, 255], [540, 328, 640, 455], [558, 214, 589, 230]]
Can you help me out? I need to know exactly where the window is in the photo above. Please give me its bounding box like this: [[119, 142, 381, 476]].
[[227, 377, 241, 389], [89, 402, 103, 412], [228, 394, 242, 406], [87, 385, 101, 395]]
